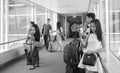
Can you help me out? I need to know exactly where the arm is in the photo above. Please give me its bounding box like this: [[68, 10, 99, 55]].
[[95, 34, 106, 53], [87, 34, 106, 54], [80, 32, 89, 48], [49, 25, 52, 35]]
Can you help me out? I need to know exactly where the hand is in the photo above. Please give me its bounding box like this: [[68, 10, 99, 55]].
[[80, 33, 86, 39], [86, 50, 93, 54]]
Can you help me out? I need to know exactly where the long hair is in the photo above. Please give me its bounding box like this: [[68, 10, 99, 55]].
[[30, 21, 40, 41], [94, 19, 102, 41], [57, 21, 62, 31]]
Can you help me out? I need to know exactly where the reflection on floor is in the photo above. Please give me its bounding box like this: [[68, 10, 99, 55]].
[[105, 51, 120, 73]]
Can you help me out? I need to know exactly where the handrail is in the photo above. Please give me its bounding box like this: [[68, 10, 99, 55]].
[[0, 38, 27, 45], [98, 54, 109, 73]]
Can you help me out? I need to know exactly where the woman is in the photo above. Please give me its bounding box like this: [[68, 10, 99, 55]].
[[56, 21, 63, 51], [28, 22, 40, 70], [78, 19, 106, 73]]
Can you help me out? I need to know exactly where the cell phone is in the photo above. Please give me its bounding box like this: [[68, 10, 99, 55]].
[[80, 28, 83, 33]]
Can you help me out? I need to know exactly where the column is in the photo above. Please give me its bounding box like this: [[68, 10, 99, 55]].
[[105, 0, 110, 65], [31, 5, 34, 21], [52, 12, 57, 31], [65, 15, 67, 38], [45, 9, 48, 24], [33, 6, 37, 23], [96, 2, 100, 19], [5, 0, 9, 50], [109, 0, 113, 34], [0, 0, 4, 52]]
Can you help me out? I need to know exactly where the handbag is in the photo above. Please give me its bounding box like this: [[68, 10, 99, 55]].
[[34, 41, 43, 48], [82, 53, 96, 66]]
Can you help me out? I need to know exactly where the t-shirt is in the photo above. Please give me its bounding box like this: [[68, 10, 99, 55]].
[[43, 24, 52, 35]]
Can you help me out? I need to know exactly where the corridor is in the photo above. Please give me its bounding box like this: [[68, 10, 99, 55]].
[[0, 39, 72, 73]]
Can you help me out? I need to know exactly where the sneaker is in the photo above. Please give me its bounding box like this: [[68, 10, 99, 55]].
[[29, 66, 36, 70]]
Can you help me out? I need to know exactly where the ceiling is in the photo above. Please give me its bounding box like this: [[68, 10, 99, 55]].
[[19, 0, 99, 14]]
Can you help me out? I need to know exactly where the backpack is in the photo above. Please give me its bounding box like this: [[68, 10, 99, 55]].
[[64, 39, 85, 73], [63, 39, 82, 66]]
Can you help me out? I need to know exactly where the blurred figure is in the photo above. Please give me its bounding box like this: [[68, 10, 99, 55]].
[[42, 19, 52, 50], [26, 21, 40, 70], [56, 21, 63, 51]]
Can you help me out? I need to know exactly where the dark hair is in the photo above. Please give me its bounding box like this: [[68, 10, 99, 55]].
[[57, 21, 62, 31], [47, 18, 50, 21], [86, 13, 95, 21], [30, 21, 35, 25], [94, 19, 102, 41], [30, 21, 40, 41]]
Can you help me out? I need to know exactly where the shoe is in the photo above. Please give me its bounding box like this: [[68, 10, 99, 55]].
[[36, 65, 40, 67], [26, 62, 32, 65], [29, 66, 36, 70]]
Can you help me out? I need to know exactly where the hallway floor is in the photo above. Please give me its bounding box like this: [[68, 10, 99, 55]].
[[0, 39, 73, 73], [1, 38, 120, 73]]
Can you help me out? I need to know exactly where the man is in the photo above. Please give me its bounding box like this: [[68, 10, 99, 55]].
[[85, 13, 95, 33], [42, 19, 52, 50]]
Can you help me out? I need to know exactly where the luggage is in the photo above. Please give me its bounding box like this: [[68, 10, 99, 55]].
[[24, 42, 33, 65], [48, 42, 53, 52], [24, 49, 32, 65]]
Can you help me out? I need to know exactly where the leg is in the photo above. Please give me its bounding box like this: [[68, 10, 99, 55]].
[[57, 36, 63, 51], [46, 35, 50, 50], [35, 47, 40, 67], [29, 48, 36, 70], [44, 35, 48, 50]]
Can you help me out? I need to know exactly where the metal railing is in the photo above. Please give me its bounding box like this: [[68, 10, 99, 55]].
[[0, 38, 26, 45]]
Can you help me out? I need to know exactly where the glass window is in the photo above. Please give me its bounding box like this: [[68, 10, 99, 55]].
[[36, 6, 46, 33], [1, 0, 57, 52], [109, 0, 120, 58], [36, 15, 45, 32]]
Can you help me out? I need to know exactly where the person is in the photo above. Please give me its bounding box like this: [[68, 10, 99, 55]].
[[56, 21, 63, 51], [24, 26, 35, 66], [29, 21, 40, 70], [78, 13, 106, 73], [83, 13, 96, 34], [30, 21, 41, 42], [42, 19, 52, 50]]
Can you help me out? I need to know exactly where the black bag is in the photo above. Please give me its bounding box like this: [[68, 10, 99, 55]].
[[64, 39, 82, 66], [82, 53, 96, 66]]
